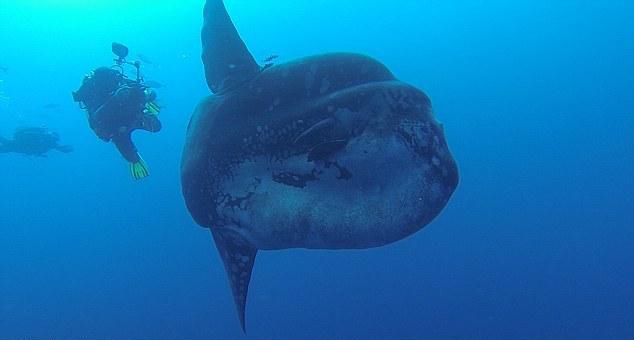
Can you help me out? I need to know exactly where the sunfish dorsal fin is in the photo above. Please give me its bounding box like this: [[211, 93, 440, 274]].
[[211, 228, 258, 332], [202, 0, 260, 94]]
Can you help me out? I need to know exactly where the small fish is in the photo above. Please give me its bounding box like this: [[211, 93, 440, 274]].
[[263, 54, 279, 63], [144, 80, 164, 88], [137, 53, 154, 65]]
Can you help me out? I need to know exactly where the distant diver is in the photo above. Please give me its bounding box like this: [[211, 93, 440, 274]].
[[73, 42, 162, 180], [0, 127, 73, 157]]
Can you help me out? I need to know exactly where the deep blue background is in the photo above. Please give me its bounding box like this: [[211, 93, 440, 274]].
[[1, 1, 632, 339]]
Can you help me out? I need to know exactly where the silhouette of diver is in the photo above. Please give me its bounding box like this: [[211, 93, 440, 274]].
[[0, 127, 73, 157], [72, 43, 161, 180]]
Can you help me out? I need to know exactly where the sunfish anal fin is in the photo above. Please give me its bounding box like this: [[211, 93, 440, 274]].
[[211, 228, 258, 332]]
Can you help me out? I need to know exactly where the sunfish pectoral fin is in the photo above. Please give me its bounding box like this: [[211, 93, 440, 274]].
[[211, 228, 258, 332], [307, 139, 348, 162], [293, 118, 336, 145], [202, 0, 260, 94]]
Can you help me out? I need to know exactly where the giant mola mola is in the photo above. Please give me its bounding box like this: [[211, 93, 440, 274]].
[[181, 0, 459, 330]]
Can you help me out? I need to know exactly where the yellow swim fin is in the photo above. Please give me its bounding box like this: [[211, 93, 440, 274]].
[[130, 158, 149, 180], [145, 101, 160, 116]]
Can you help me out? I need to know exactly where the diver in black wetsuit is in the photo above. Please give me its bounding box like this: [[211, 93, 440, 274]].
[[0, 127, 73, 157], [73, 43, 161, 180]]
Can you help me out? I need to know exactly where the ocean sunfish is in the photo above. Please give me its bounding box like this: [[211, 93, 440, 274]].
[[181, 0, 459, 331]]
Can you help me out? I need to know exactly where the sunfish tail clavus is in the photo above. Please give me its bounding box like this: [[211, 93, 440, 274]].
[[181, 0, 459, 331]]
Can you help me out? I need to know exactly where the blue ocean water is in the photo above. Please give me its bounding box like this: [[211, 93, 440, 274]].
[[1, 0, 632, 339]]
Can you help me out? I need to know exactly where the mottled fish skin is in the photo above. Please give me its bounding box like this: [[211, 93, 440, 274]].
[[182, 53, 458, 250]]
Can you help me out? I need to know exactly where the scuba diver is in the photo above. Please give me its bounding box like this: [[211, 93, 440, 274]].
[[0, 127, 73, 157], [72, 42, 162, 180]]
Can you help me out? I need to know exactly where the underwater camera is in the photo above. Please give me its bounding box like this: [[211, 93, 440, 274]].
[[111, 42, 142, 82], [112, 42, 129, 60]]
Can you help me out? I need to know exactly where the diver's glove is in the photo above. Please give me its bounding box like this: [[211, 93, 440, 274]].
[[144, 101, 161, 116], [130, 157, 150, 180]]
